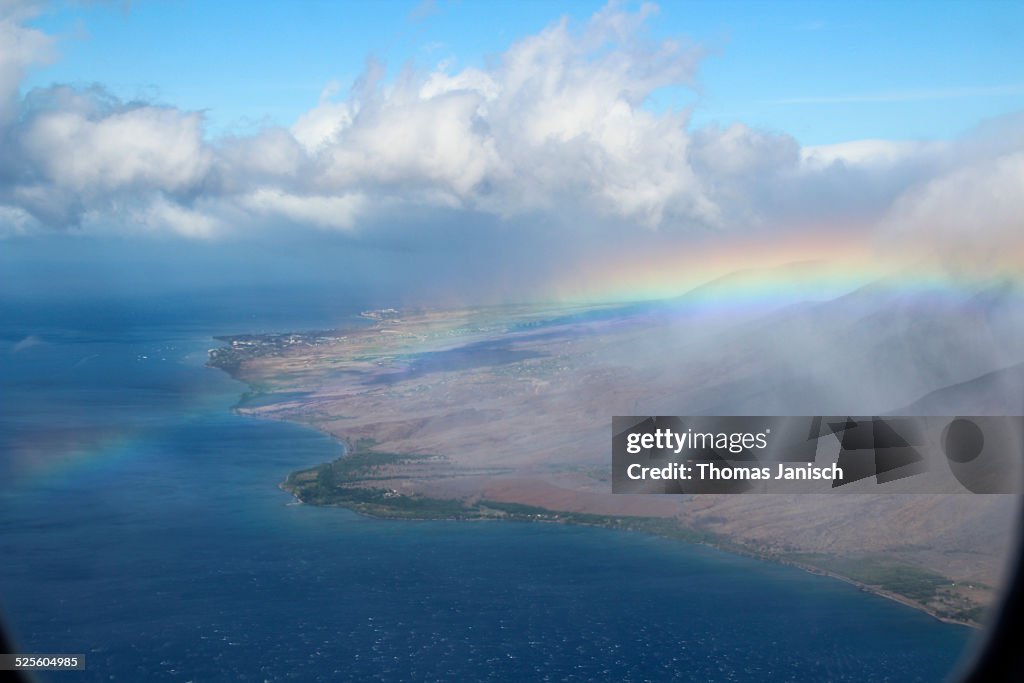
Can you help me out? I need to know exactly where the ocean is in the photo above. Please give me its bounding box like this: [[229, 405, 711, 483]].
[[0, 299, 976, 681]]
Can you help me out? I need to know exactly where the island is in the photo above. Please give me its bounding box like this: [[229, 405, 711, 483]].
[[209, 291, 1022, 628]]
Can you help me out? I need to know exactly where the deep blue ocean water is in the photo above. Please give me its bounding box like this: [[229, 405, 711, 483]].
[[0, 301, 978, 682]]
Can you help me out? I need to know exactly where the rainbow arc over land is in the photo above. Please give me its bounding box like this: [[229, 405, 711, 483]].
[[550, 230, 1021, 308]]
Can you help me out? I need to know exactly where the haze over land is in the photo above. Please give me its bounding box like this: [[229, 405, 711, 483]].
[[210, 273, 1024, 626]]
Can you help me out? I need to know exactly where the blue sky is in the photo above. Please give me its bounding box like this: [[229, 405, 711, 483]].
[[23, 0, 1024, 145]]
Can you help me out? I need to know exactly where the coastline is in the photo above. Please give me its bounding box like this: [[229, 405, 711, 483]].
[[244, 398, 983, 631], [205, 317, 993, 632]]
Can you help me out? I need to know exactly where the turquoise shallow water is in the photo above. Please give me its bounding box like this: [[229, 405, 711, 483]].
[[0, 307, 976, 682]]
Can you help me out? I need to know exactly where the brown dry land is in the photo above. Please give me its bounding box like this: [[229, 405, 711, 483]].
[[209, 300, 1021, 627]]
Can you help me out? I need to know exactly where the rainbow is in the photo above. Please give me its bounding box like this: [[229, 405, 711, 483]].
[[6, 427, 141, 485], [549, 229, 1023, 307]]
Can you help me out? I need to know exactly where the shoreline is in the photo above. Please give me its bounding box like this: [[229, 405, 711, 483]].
[[268, 418, 983, 630], [211, 356, 986, 631], [277, 471, 982, 630]]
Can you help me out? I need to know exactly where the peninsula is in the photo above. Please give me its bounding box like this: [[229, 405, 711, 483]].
[[209, 291, 1023, 628]]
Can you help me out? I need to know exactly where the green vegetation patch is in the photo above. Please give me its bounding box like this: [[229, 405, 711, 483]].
[[284, 448, 438, 503], [282, 446, 734, 540], [784, 553, 949, 603]]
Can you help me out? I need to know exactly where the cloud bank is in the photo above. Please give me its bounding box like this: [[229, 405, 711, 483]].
[[1, 0, 1022, 272]]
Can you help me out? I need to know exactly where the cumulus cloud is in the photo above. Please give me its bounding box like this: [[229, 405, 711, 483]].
[[0, 0, 54, 123], [881, 140, 1024, 269], [0, 0, 1022, 270], [19, 89, 211, 192], [0, 2, 713, 235]]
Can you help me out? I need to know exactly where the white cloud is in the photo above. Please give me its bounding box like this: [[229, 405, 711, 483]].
[[0, 1, 55, 123], [800, 139, 947, 169], [137, 195, 223, 238], [0, 0, 1020, 260], [418, 67, 498, 102], [21, 97, 211, 192], [0, 203, 36, 237], [881, 147, 1024, 269], [219, 127, 305, 181], [291, 102, 353, 153], [0, 2, 723, 237], [692, 123, 800, 177], [240, 188, 364, 231]]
